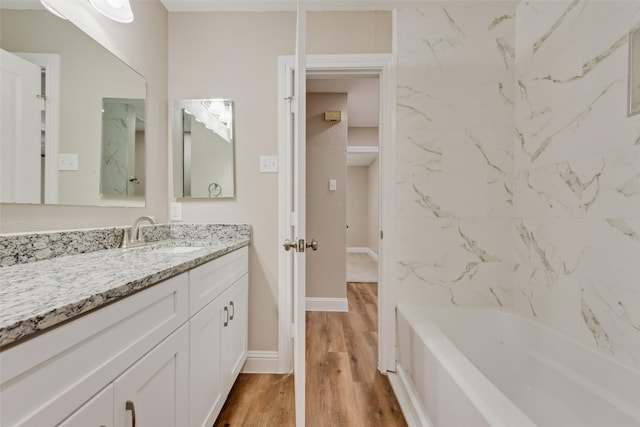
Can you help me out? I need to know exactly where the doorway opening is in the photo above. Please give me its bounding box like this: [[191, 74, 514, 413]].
[[277, 53, 396, 378], [306, 75, 380, 287]]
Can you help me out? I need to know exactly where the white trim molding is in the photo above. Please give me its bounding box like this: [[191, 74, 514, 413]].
[[242, 351, 281, 374], [347, 246, 379, 261], [305, 297, 348, 312]]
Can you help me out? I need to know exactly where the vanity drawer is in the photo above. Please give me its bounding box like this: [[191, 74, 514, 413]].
[[0, 273, 188, 427], [188, 246, 248, 316]]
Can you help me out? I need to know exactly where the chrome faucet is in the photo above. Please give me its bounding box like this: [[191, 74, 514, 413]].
[[120, 215, 157, 248]]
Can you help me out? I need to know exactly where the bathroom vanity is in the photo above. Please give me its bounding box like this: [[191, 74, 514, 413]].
[[0, 224, 250, 427]]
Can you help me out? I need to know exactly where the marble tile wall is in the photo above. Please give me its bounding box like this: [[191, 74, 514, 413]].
[[396, 4, 517, 307], [101, 101, 132, 197], [513, 0, 640, 368], [396, 1, 640, 369]]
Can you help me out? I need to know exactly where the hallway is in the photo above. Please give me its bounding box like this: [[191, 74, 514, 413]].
[[214, 282, 405, 426]]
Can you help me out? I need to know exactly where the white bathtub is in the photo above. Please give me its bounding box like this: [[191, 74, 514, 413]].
[[392, 303, 640, 427]]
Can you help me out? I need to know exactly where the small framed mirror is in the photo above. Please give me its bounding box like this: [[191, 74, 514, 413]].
[[629, 27, 640, 116], [172, 99, 235, 199]]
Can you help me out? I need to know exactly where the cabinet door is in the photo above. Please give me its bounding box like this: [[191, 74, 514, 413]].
[[222, 274, 248, 388], [188, 294, 226, 427], [57, 384, 114, 427], [114, 325, 188, 427]]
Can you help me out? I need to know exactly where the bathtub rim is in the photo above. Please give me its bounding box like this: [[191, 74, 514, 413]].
[[395, 302, 640, 427], [396, 302, 537, 427]]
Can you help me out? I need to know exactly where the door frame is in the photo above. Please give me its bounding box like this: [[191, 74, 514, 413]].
[[277, 53, 397, 374], [15, 52, 61, 204]]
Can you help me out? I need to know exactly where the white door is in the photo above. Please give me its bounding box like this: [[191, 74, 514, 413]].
[[282, 3, 308, 426], [0, 48, 41, 203]]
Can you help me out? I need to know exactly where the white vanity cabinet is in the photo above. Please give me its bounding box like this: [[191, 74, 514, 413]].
[[113, 324, 189, 427], [59, 320, 189, 427], [1, 273, 188, 427], [58, 385, 114, 427], [221, 274, 248, 389], [188, 247, 248, 427], [0, 246, 249, 427]]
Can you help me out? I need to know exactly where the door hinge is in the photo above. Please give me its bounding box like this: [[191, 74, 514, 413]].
[[286, 96, 297, 114], [290, 323, 296, 338], [380, 230, 384, 239]]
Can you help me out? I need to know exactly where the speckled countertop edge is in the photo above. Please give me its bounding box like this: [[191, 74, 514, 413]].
[[0, 238, 249, 349]]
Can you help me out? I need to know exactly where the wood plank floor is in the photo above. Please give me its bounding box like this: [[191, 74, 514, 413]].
[[214, 282, 406, 426]]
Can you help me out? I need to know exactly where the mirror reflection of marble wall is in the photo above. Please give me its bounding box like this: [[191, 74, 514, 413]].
[[100, 98, 145, 199], [172, 99, 235, 199], [0, 8, 146, 207], [629, 28, 640, 116]]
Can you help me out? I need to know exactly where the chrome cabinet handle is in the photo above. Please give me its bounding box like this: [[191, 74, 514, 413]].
[[229, 301, 235, 320], [224, 306, 229, 327], [125, 400, 136, 427]]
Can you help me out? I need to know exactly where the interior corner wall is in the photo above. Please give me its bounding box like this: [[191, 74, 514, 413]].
[[395, 5, 516, 307], [513, 1, 640, 369], [367, 156, 379, 256], [347, 166, 369, 248], [306, 93, 348, 299], [0, 0, 169, 231]]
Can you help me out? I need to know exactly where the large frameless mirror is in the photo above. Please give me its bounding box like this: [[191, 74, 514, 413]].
[[172, 99, 236, 199], [0, 6, 146, 207]]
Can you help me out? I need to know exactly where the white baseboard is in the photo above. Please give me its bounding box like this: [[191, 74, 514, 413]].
[[305, 297, 349, 312], [242, 351, 280, 373], [346, 246, 379, 261]]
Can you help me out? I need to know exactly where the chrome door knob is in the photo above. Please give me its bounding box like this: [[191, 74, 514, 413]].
[[306, 239, 318, 251], [282, 239, 296, 251]]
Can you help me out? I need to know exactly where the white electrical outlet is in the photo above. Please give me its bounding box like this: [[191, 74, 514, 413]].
[[169, 202, 182, 221]]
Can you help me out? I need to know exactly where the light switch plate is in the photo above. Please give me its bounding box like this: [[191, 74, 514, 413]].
[[260, 155, 278, 173], [259, 155, 270, 172], [329, 179, 337, 191], [269, 156, 279, 172], [58, 153, 78, 171]]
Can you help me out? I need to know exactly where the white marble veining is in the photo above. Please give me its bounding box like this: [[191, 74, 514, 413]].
[[0, 224, 251, 348], [396, 4, 516, 309], [101, 101, 132, 197], [396, 1, 640, 369], [513, 0, 640, 368]]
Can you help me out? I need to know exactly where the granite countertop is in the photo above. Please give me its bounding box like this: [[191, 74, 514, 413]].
[[0, 237, 249, 349]]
